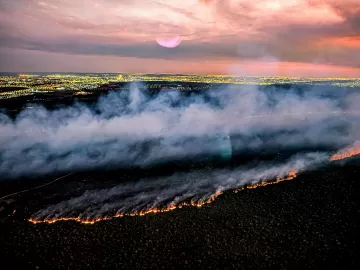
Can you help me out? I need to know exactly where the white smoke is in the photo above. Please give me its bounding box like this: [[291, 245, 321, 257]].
[[0, 83, 357, 179], [1, 82, 358, 221]]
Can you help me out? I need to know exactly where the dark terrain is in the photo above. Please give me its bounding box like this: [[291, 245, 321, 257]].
[[0, 163, 358, 269]]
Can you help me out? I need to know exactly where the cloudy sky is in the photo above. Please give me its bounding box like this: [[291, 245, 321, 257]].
[[0, 0, 359, 76]]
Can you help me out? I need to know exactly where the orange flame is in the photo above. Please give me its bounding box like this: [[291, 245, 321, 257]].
[[28, 190, 225, 225], [236, 171, 297, 191], [330, 145, 360, 161], [28, 173, 297, 225]]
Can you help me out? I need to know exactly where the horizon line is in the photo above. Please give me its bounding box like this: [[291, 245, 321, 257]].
[[0, 72, 359, 80]]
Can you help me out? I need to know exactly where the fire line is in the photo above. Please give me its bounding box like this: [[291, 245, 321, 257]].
[[28, 171, 297, 225], [27, 148, 360, 225]]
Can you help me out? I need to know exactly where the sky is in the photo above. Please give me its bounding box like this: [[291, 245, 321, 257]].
[[0, 0, 359, 76]]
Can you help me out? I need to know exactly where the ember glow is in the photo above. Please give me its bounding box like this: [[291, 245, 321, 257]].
[[330, 142, 360, 161], [238, 171, 297, 191]]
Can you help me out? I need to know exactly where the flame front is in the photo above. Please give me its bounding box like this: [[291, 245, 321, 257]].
[[26, 142, 360, 226], [28, 173, 297, 225], [330, 145, 360, 161], [236, 171, 297, 191]]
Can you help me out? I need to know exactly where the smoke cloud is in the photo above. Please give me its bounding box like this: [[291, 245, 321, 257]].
[[0, 83, 358, 179], [1, 83, 360, 220]]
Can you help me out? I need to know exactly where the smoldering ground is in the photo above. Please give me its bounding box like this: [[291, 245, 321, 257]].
[[1, 83, 360, 220]]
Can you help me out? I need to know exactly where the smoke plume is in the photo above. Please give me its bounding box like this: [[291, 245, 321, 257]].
[[1, 83, 359, 222], [0, 83, 358, 179]]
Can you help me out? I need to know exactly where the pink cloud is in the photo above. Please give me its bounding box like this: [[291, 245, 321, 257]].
[[0, 0, 359, 75]]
